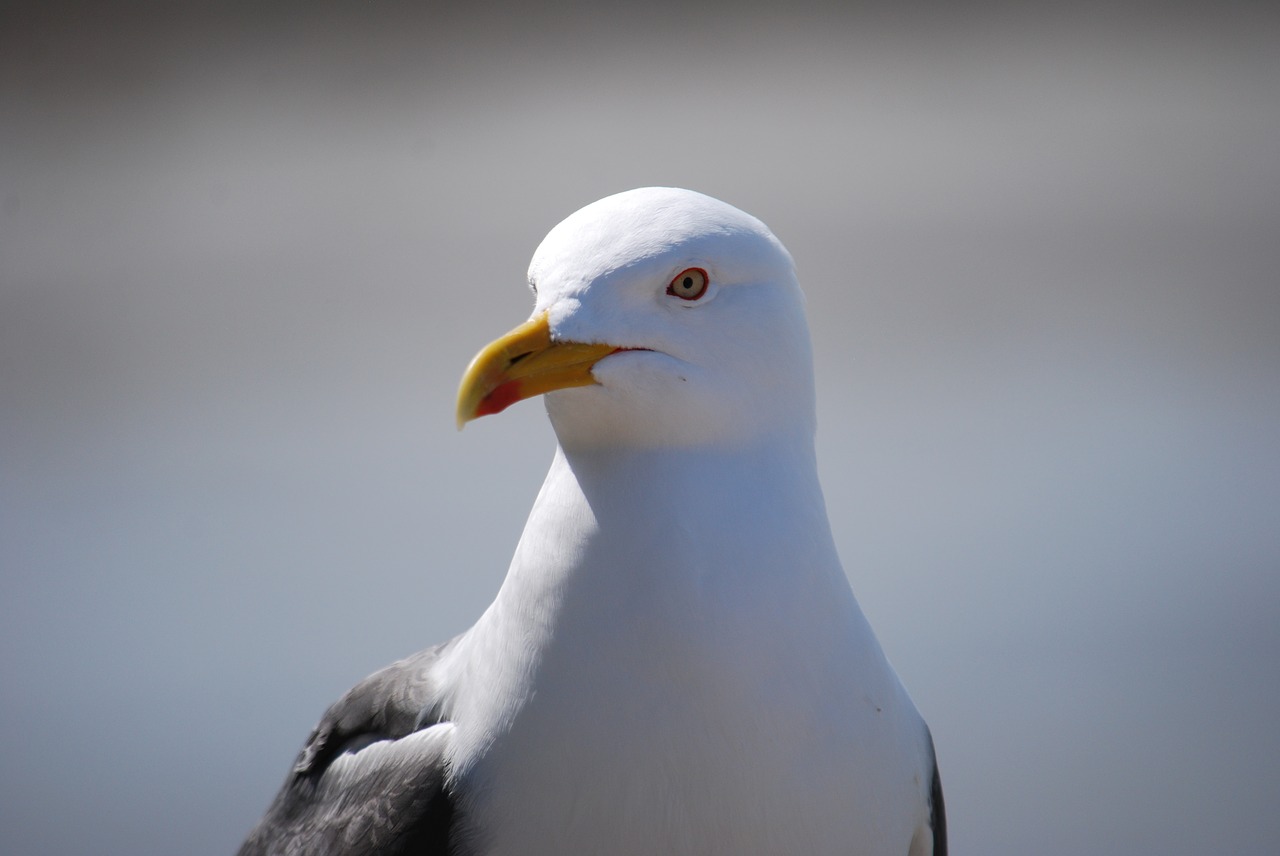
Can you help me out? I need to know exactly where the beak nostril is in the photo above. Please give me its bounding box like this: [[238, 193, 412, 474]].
[[508, 351, 533, 366]]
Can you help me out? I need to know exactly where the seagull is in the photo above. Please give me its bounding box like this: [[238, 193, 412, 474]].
[[238, 187, 945, 856]]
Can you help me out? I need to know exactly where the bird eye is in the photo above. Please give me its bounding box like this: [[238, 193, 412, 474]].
[[667, 268, 709, 301]]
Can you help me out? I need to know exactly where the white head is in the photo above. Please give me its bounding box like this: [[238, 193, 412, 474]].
[[458, 188, 816, 451]]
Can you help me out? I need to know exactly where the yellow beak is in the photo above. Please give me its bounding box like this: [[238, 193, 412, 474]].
[[456, 312, 619, 428]]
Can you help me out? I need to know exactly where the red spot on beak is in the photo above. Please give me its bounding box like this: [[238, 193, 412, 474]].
[[476, 380, 524, 418]]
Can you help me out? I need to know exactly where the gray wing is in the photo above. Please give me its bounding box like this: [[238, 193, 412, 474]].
[[238, 642, 463, 856]]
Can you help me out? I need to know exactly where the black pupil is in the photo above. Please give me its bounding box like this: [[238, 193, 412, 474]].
[[682, 276, 693, 290]]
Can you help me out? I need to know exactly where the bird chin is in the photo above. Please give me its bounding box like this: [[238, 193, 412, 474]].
[[545, 367, 750, 453]]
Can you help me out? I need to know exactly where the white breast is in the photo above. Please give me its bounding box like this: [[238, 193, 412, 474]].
[[440, 445, 934, 855]]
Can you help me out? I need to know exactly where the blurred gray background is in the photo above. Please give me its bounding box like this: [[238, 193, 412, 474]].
[[2, 2, 1277, 854]]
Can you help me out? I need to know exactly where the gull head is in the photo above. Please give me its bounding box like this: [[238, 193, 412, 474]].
[[457, 187, 816, 451]]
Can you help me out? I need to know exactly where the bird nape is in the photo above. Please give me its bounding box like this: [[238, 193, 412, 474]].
[[238, 187, 945, 856]]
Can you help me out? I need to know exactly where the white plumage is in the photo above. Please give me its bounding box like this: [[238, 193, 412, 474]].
[[240, 187, 944, 856]]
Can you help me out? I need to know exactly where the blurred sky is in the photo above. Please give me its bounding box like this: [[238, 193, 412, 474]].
[[2, 2, 1278, 854]]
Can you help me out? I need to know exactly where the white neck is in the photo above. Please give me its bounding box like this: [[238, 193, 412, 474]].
[[446, 428, 882, 763], [504, 430, 841, 641], [442, 434, 925, 854]]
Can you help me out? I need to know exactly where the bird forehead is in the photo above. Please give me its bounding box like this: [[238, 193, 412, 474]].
[[529, 189, 791, 294]]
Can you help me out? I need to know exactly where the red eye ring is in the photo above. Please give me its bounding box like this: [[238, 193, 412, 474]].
[[667, 267, 709, 301]]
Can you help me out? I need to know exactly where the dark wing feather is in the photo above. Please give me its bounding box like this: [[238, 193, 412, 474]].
[[928, 733, 947, 856], [238, 725, 456, 856], [239, 642, 462, 856], [295, 642, 456, 776]]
